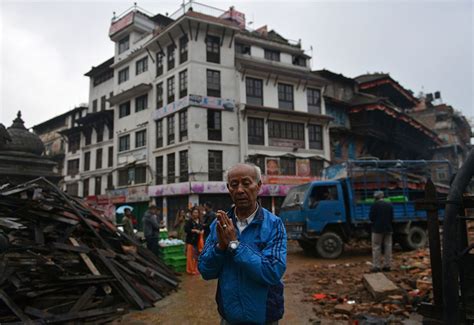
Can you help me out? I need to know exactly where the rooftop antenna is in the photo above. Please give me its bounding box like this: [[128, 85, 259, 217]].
[[112, 11, 116, 22], [134, 2, 137, 10]]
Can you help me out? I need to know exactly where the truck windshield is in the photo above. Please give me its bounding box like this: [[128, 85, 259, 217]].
[[281, 183, 310, 209]]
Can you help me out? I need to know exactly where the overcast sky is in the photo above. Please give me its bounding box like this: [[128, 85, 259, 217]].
[[1, 0, 472, 129]]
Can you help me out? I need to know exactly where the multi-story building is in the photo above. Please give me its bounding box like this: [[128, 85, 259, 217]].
[[33, 106, 87, 177], [408, 96, 472, 181], [60, 4, 330, 225]]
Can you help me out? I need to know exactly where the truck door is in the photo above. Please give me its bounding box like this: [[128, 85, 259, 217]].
[[305, 184, 345, 234]]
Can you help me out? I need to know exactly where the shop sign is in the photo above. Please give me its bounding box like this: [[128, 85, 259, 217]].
[[109, 11, 134, 36], [148, 183, 190, 197], [296, 159, 311, 177], [268, 138, 305, 148], [127, 185, 149, 202], [190, 181, 227, 194], [262, 175, 319, 185], [153, 96, 189, 120], [259, 184, 293, 197], [107, 188, 128, 204], [153, 95, 236, 120]]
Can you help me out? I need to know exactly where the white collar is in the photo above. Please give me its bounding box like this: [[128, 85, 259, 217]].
[[235, 205, 258, 226]]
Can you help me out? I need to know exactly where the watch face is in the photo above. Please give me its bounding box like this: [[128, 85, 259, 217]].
[[230, 242, 238, 249]]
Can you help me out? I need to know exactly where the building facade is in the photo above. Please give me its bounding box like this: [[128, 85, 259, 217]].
[[57, 5, 331, 225]]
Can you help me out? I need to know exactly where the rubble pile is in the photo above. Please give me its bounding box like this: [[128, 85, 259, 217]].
[[291, 243, 436, 322], [0, 178, 179, 324]]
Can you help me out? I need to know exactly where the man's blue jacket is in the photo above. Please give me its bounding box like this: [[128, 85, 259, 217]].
[[198, 206, 287, 324]]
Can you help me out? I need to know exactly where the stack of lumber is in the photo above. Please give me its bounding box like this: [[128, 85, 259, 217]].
[[0, 178, 179, 324]]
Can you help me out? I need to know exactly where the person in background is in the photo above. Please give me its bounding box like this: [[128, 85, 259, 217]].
[[369, 191, 394, 272], [185, 206, 203, 275], [143, 205, 162, 256], [174, 209, 187, 241], [121, 208, 135, 238], [202, 202, 216, 240]]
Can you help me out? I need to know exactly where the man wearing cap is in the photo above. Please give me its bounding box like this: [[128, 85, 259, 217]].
[[369, 191, 394, 272], [199, 163, 287, 325]]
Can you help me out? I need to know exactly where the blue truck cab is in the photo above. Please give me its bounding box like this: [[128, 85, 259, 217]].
[[280, 160, 450, 259]]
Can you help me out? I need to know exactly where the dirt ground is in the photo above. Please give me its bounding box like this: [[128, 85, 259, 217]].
[[115, 240, 431, 325]]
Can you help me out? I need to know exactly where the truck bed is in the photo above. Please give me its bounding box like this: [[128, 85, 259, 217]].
[[353, 202, 444, 223]]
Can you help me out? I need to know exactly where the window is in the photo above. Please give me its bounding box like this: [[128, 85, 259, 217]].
[[93, 70, 114, 87], [280, 158, 296, 175], [278, 83, 294, 110], [135, 129, 147, 147], [107, 174, 113, 189], [246, 77, 263, 106], [83, 178, 89, 197], [309, 185, 338, 208], [66, 183, 78, 196], [118, 67, 129, 84], [156, 82, 163, 108], [136, 56, 148, 75], [293, 55, 306, 67], [167, 153, 175, 183], [167, 76, 175, 103], [155, 156, 163, 185], [68, 135, 80, 153], [207, 69, 221, 97], [94, 176, 102, 195], [310, 159, 324, 177], [84, 152, 91, 171], [119, 101, 131, 118], [96, 148, 102, 169], [179, 70, 188, 98], [118, 166, 146, 186], [207, 110, 222, 141], [92, 99, 98, 112], [119, 134, 130, 152], [100, 96, 106, 111], [156, 52, 164, 76], [67, 159, 79, 176], [109, 92, 113, 107], [108, 146, 113, 167], [248, 117, 264, 145], [235, 42, 251, 55], [179, 110, 188, 141], [179, 35, 188, 63], [135, 166, 147, 184], [208, 150, 223, 181], [179, 150, 188, 182], [84, 129, 92, 145], [156, 120, 163, 148], [307, 88, 321, 114], [118, 169, 128, 186], [167, 115, 175, 145], [108, 124, 113, 140], [264, 49, 280, 61], [118, 35, 129, 54], [206, 35, 220, 63], [268, 120, 305, 147], [308, 124, 323, 150], [247, 155, 265, 173], [96, 126, 103, 143], [167, 45, 175, 70], [135, 94, 148, 112]]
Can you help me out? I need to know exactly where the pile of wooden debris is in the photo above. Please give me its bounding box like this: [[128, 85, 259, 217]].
[[0, 178, 179, 324]]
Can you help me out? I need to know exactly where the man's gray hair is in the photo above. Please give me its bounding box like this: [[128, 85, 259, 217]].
[[225, 163, 262, 184], [374, 190, 384, 200]]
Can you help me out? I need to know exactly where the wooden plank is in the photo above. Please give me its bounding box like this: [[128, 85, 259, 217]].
[[0, 289, 31, 322], [70, 286, 96, 312], [42, 306, 125, 323], [69, 238, 100, 276], [96, 251, 146, 310], [24, 306, 52, 319], [51, 242, 90, 253], [34, 224, 44, 245]]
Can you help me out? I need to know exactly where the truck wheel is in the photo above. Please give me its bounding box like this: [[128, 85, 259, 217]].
[[297, 239, 317, 256], [316, 232, 344, 259], [399, 226, 427, 251]]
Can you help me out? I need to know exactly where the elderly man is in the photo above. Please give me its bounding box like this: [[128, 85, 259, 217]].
[[369, 191, 394, 272], [199, 163, 287, 325], [143, 205, 163, 256]]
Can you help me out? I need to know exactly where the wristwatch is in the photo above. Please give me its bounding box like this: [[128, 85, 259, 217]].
[[228, 240, 240, 253]]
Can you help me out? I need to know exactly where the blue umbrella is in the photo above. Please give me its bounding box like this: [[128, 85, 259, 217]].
[[116, 205, 134, 214]]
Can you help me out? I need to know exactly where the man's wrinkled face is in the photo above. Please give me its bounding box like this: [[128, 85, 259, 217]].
[[227, 165, 261, 210]]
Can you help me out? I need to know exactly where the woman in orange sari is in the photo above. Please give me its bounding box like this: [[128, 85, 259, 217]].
[[184, 207, 203, 275]]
